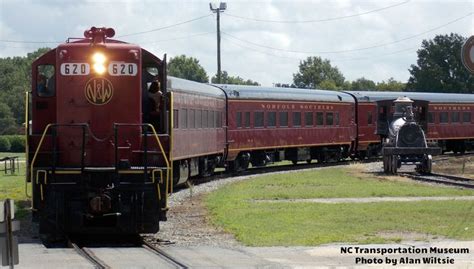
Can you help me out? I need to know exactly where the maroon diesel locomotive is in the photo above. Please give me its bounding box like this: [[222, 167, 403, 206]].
[[27, 27, 227, 241]]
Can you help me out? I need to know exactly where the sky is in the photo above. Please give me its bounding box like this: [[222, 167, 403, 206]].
[[0, 0, 473, 86]]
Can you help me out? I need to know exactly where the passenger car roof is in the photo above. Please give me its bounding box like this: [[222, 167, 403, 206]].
[[345, 91, 474, 103], [168, 77, 225, 98], [214, 84, 354, 103]]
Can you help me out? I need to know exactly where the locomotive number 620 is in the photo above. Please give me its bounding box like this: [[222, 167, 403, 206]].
[[108, 62, 137, 76]]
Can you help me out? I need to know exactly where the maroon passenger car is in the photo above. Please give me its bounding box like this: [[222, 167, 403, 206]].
[[217, 85, 357, 171]]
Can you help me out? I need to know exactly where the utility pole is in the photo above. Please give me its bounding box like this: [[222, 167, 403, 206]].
[[209, 2, 226, 83]]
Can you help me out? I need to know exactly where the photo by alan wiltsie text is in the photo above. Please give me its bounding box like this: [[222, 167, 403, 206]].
[[340, 246, 470, 266]]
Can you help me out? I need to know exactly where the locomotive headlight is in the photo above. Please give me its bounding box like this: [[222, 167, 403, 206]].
[[92, 52, 107, 74]]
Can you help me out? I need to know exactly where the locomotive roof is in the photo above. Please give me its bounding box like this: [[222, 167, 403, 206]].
[[346, 91, 474, 103], [168, 77, 225, 98], [213, 84, 354, 103]]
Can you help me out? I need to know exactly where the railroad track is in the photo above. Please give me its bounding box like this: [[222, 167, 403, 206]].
[[69, 239, 188, 269], [400, 172, 474, 189], [70, 242, 109, 269]]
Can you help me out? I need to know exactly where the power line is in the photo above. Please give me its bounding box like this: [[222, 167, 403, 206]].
[[223, 0, 410, 23], [221, 12, 473, 55], [224, 35, 417, 63], [138, 32, 214, 45], [0, 39, 61, 44], [118, 14, 212, 38]]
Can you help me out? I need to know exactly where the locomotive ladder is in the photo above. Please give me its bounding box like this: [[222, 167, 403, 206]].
[[113, 123, 171, 210]]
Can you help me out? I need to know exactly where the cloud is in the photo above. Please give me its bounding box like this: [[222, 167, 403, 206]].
[[0, 0, 472, 85]]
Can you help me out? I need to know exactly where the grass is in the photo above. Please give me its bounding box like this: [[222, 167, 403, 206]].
[[210, 168, 474, 200], [206, 167, 474, 246], [0, 152, 29, 219]]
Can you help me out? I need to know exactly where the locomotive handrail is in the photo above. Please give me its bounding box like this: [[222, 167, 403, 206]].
[[30, 124, 89, 184], [25, 92, 30, 199], [113, 123, 171, 205]]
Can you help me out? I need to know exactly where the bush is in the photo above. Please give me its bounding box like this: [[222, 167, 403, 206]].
[[0, 136, 11, 152], [7, 136, 25, 152]]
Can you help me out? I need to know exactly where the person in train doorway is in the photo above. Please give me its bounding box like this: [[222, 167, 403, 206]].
[[147, 79, 163, 129]]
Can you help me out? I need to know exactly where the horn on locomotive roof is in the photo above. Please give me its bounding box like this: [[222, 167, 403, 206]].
[[84, 27, 115, 44]]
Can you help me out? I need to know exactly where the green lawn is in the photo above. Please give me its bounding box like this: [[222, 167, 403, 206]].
[[0, 152, 29, 218], [206, 167, 474, 246]]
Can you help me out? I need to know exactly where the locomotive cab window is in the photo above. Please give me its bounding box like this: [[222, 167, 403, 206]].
[[463, 112, 471, 123], [37, 65, 55, 97]]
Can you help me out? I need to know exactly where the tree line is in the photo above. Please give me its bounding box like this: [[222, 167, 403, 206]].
[[0, 33, 472, 135]]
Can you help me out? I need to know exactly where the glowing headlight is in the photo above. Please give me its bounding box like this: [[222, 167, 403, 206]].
[[92, 52, 106, 74]]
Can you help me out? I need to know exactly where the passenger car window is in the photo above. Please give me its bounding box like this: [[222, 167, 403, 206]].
[[189, 109, 195, 128], [180, 109, 187, 129], [279, 112, 288, 127], [267, 112, 276, 127], [254, 112, 264, 128], [293, 112, 301, 127], [305, 112, 313, 127], [316, 112, 324, 126], [367, 112, 373, 125], [244, 112, 250, 128], [196, 110, 202, 128], [236, 112, 242, 128], [37, 65, 55, 97], [463, 112, 471, 123], [451, 112, 460, 123], [326, 112, 334, 125], [173, 109, 179, 129], [428, 112, 434, 124], [253, 112, 263, 127], [440, 112, 448, 123]]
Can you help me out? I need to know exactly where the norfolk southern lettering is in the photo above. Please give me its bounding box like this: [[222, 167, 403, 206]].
[[341, 246, 469, 255]]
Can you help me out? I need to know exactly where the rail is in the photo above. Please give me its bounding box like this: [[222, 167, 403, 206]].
[[400, 172, 474, 189]]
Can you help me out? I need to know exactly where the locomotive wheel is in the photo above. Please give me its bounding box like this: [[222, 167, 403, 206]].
[[391, 156, 398, 174], [383, 156, 389, 173]]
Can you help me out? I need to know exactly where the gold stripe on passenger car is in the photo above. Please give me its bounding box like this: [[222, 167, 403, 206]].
[[229, 142, 352, 152], [173, 150, 225, 160], [228, 100, 351, 105]]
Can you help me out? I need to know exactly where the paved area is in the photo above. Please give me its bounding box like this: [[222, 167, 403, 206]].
[[252, 196, 474, 204], [13, 240, 474, 268]]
